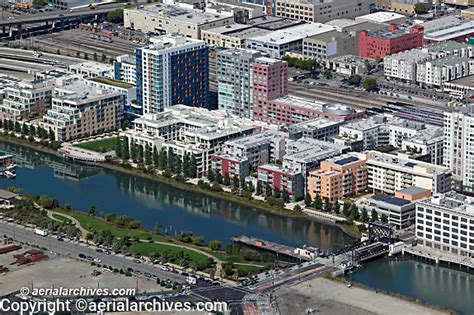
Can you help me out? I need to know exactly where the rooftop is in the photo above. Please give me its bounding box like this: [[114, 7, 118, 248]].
[[445, 75, 474, 88], [430, 56, 471, 67], [364, 151, 450, 175], [249, 16, 304, 30], [420, 191, 474, 216], [144, 33, 205, 51], [355, 12, 406, 24], [371, 194, 411, 207], [90, 77, 134, 89], [203, 23, 253, 35], [54, 78, 120, 103], [284, 138, 345, 164], [397, 186, 430, 195], [424, 20, 474, 42], [422, 41, 472, 54], [422, 16, 462, 34], [290, 117, 342, 131], [0, 189, 19, 200], [366, 26, 418, 40], [225, 130, 287, 148], [247, 23, 335, 45], [127, 3, 233, 24]]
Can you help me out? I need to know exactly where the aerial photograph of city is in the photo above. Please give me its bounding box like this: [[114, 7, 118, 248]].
[[0, 0, 473, 313]]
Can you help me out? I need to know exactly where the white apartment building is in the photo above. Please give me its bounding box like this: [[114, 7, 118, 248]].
[[84, 77, 136, 108], [41, 78, 123, 141], [113, 55, 137, 85], [68, 61, 113, 79], [416, 57, 474, 88], [275, 0, 376, 23], [222, 130, 288, 168], [401, 129, 444, 166], [384, 41, 474, 85], [416, 192, 474, 257], [0, 80, 53, 122], [120, 105, 255, 177], [337, 115, 443, 152], [363, 151, 452, 195], [444, 107, 474, 194]]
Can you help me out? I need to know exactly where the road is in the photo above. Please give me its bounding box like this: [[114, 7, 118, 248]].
[[0, 3, 126, 27], [0, 220, 185, 283]]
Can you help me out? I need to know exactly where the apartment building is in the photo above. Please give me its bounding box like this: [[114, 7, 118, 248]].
[[307, 153, 367, 202], [210, 154, 250, 180], [124, 3, 235, 39], [121, 105, 254, 177], [401, 129, 444, 165], [251, 57, 363, 126], [136, 34, 209, 114], [384, 41, 474, 84], [275, 0, 376, 23], [113, 54, 137, 85], [288, 118, 342, 140], [68, 61, 113, 79], [444, 106, 474, 194], [359, 25, 424, 59], [216, 49, 262, 118], [0, 80, 53, 122], [221, 130, 288, 168], [337, 115, 443, 154], [424, 20, 474, 44], [363, 151, 452, 195], [416, 57, 474, 88], [41, 78, 123, 141], [416, 192, 474, 257], [282, 138, 348, 177], [257, 164, 305, 201]]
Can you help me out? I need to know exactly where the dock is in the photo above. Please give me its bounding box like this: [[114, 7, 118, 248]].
[[231, 235, 312, 262], [404, 245, 474, 270]]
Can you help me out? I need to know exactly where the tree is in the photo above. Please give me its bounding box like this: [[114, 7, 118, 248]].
[[122, 138, 130, 160], [153, 146, 159, 166], [362, 77, 378, 91], [414, 2, 429, 14], [380, 214, 388, 223], [333, 201, 340, 214], [115, 137, 122, 158], [350, 203, 359, 220], [293, 204, 302, 212], [323, 68, 332, 79], [223, 262, 234, 277], [22, 123, 29, 135], [101, 53, 107, 62], [158, 148, 167, 170], [93, 52, 98, 61], [305, 193, 312, 207], [88, 205, 98, 217], [192, 235, 205, 246], [188, 156, 197, 178], [370, 209, 378, 222], [144, 144, 152, 165], [137, 144, 144, 163], [30, 125, 36, 137], [210, 182, 222, 192], [348, 75, 361, 86], [208, 240, 222, 250], [281, 188, 289, 203], [223, 173, 230, 186], [167, 148, 175, 173], [232, 175, 239, 190], [154, 222, 162, 235], [48, 128, 55, 141], [323, 197, 331, 212], [106, 8, 124, 23], [360, 207, 369, 223], [313, 193, 322, 209], [14, 121, 21, 133], [343, 200, 351, 217]]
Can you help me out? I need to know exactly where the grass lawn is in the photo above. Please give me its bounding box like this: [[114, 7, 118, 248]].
[[73, 137, 117, 153], [235, 264, 264, 274], [52, 209, 168, 242], [132, 242, 209, 265], [51, 213, 72, 224]]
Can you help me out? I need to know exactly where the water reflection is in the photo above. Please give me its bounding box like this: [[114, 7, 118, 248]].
[[0, 141, 353, 248]]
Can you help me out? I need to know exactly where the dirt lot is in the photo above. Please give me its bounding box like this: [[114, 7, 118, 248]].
[[0, 243, 161, 296], [274, 277, 447, 315]]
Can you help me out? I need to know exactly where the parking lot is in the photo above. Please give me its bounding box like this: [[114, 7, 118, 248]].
[[0, 241, 162, 296]]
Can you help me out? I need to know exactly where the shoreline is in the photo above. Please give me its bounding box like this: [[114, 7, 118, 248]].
[[0, 135, 360, 239]]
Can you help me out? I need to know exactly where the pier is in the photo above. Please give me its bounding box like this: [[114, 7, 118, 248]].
[[404, 245, 474, 270]]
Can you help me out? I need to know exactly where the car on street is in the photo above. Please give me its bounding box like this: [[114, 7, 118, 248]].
[[160, 265, 170, 271], [78, 253, 86, 259]]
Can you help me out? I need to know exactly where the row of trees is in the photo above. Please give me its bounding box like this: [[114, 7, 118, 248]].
[[282, 56, 320, 71], [305, 193, 388, 223], [115, 137, 197, 178], [0, 119, 55, 141]]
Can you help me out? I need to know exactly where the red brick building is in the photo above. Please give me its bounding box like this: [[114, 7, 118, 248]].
[[210, 154, 250, 180], [359, 25, 424, 59], [257, 164, 305, 201]]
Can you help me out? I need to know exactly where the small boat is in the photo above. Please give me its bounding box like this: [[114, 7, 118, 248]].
[[4, 170, 16, 179], [6, 164, 16, 170]]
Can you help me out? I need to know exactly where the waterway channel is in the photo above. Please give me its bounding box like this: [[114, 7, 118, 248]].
[[2, 141, 474, 313], [0, 141, 352, 249]]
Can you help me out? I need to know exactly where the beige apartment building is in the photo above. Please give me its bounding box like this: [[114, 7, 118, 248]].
[[376, 0, 431, 15], [307, 153, 368, 202], [41, 78, 123, 141], [275, 0, 376, 23]]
